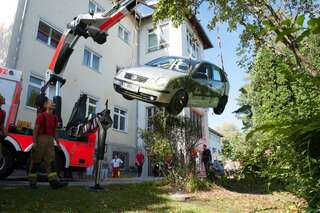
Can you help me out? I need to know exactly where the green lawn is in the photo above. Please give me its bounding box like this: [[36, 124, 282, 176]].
[[0, 181, 305, 213]]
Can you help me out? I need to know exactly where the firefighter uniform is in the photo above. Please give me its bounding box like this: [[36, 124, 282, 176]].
[[28, 101, 66, 188]]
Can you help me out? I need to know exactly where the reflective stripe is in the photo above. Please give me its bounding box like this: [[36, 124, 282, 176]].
[[28, 173, 37, 177], [48, 172, 58, 178]]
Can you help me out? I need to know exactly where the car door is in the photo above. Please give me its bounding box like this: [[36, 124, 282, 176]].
[[188, 63, 212, 107], [209, 65, 225, 96]]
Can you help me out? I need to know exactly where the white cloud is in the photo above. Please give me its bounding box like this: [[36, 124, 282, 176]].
[[0, 0, 19, 27]]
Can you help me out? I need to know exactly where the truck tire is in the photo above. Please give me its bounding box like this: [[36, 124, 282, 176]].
[[0, 145, 15, 179]]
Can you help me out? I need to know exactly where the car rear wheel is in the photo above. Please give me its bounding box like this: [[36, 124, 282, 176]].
[[122, 95, 134, 100], [0, 145, 15, 179], [166, 90, 188, 115], [214, 96, 228, 115]]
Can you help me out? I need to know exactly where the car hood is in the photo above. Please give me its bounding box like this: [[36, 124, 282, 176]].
[[121, 66, 188, 80]]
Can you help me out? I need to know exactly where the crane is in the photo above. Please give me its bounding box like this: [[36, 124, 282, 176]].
[[37, 0, 148, 190]]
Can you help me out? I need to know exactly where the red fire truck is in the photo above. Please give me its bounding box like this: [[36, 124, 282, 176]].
[[0, 0, 151, 182], [0, 66, 96, 179]]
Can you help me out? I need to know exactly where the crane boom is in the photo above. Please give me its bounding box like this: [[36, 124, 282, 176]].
[[39, 0, 145, 128]]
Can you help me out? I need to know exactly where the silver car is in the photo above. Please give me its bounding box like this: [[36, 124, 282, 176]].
[[113, 56, 229, 115]]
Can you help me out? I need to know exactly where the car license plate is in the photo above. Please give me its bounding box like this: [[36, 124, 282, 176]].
[[123, 82, 139, 93]]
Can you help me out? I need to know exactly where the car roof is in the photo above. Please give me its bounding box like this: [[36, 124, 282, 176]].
[[151, 56, 225, 72], [155, 56, 200, 64]]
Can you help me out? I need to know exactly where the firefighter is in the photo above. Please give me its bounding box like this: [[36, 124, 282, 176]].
[[28, 100, 68, 189]]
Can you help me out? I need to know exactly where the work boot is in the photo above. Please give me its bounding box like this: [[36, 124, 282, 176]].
[[50, 180, 68, 189]]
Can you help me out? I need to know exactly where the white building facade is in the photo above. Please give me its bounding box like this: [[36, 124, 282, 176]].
[[1, 0, 213, 176], [208, 128, 223, 161], [3, 0, 140, 172]]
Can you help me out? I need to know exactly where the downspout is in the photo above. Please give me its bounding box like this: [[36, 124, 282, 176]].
[[12, 0, 29, 69], [135, 13, 142, 149]]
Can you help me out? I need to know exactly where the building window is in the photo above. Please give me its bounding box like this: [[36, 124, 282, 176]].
[[26, 76, 44, 108], [148, 23, 169, 52], [37, 20, 62, 48], [118, 25, 130, 44], [113, 107, 128, 132], [83, 48, 101, 72], [190, 110, 203, 138], [186, 29, 200, 59], [89, 0, 104, 13], [86, 96, 98, 116], [146, 106, 163, 131]]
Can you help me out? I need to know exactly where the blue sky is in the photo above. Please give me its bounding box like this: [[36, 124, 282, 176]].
[[198, 3, 247, 129]]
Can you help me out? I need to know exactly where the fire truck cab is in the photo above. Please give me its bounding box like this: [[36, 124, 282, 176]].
[[0, 66, 96, 179]]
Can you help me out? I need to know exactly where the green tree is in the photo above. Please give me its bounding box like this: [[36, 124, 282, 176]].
[[235, 36, 320, 208], [140, 112, 201, 187]]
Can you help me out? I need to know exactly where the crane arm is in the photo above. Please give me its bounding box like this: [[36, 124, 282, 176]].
[[39, 0, 145, 126]]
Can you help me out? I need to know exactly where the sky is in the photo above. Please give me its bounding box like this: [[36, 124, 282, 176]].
[[197, 3, 247, 130], [0, 0, 18, 27]]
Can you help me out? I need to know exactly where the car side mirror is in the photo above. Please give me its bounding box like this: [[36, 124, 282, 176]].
[[192, 72, 207, 80]]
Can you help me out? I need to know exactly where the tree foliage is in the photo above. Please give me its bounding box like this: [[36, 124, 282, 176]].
[[140, 112, 201, 187], [153, 0, 320, 76], [234, 36, 320, 208]]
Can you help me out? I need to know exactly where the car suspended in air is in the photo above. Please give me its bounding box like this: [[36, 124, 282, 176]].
[[113, 56, 229, 115]]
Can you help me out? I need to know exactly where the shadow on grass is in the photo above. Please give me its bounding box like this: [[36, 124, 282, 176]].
[[0, 182, 171, 213], [215, 177, 285, 195]]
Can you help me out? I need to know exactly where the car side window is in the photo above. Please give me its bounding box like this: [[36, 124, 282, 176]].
[[193, 64, 211, 80], [212, 67, 222, 81]]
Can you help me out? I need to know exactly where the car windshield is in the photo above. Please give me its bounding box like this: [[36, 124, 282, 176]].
[[145, 56, 199, 73]]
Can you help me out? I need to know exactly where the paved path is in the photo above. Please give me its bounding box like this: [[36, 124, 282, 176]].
[[0, 177, 163, 187], [0, 170, 163, 187]]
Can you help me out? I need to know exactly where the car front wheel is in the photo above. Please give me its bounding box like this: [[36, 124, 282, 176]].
[[214, 96, 228, 115], [166, 90, 188, 115]]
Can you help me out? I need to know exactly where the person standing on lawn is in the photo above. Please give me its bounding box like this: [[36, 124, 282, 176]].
[[111, 154, 123, 178], [202, 144, 212, 177], [0, 94, 7, 158], [135, 150, 144, 177], [28, 100, 68, 189]]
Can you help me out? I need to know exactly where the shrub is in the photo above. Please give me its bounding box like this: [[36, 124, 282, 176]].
[[185, 176, 213, 193]]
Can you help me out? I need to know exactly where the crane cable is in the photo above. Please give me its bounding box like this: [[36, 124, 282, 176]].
[[217, 23, 225, 72]]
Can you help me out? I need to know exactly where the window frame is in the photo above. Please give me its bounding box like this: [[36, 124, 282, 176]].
[[147, 23, 169, 52], [25, 75, 44, 110], [86, 96, 98, 117], [186, 28, 200, 59], [88, 0, 104, 13], [36, 19, 62, 48], [113, 106, 128, 133], [83, 47, 102, 72], [118, 24, 130, 44]]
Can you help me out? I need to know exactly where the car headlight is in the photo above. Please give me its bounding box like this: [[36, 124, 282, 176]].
[[156, 78, 169, 87]]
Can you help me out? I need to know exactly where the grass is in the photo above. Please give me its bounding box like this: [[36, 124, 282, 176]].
[[0, 181, 305, 213]]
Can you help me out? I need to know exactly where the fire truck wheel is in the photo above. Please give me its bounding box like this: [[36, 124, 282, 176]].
[[0, 145, 15, 179]]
